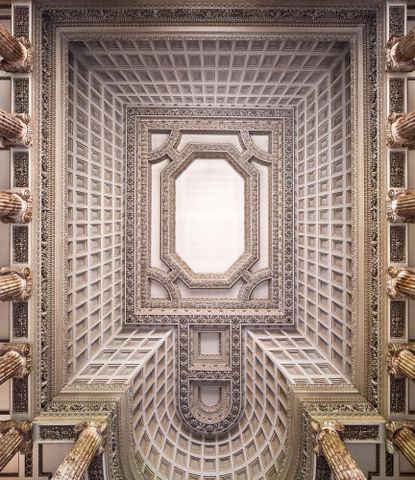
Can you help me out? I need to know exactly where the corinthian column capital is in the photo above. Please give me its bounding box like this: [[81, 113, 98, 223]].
[[0, 267, 32, 302], [0, 189, 32, 224]]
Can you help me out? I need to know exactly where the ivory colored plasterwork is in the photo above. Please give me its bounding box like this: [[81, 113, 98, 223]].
[[33, 2, 384, 478]]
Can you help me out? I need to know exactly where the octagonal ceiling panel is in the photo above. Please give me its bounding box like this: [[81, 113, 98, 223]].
[[175, 157, 245, 275]]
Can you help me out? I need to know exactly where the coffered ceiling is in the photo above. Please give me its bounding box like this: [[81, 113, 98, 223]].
[[70, 37, 349, 107]]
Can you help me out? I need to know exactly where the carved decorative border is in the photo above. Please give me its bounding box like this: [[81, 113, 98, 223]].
[[389, 5, 405, 38], [126, 108, 293, 323], [179, 322, 241, 434], [389, 224, 406, 263], [12, 301, 28, 338], [13, 5, 30, 39], [389, 151, 406, 188], [12, 226, 29, 264], [189, 325, 231, 370]]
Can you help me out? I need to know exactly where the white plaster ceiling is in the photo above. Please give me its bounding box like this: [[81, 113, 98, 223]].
[[70, 37, 349, 107]]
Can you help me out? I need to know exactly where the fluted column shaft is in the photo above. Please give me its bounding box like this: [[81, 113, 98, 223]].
[[389, 347, 415, 380], [0, 267, 31, 302], [0, 24, 32, 73], [0, 25, 25, 64], [0, 350, 26, 384], [387, 267, 415, 299], [393, 427, 415, 466], [394, 27, 415, 64], [388, 112, 415, 147], [316, 428, 366, 480], [0, 190, 32, 224], [0, 110, 31, 147], [52, 423, 106, 480], [394, 111, 415, 140], [387, 189, 415, 223], [0, 428, 23, 471], [0, 422, 32, 472]]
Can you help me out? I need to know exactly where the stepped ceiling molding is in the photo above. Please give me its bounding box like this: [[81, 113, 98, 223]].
[[30, 2, 385, 479]]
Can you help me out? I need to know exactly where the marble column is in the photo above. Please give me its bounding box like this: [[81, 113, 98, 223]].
[[0, 24, 32, 73], [386, 421, 415, 468], [387, 27, 415, 72], [0, 110, 32, 148], [0, 189, 32, 224], [52, 421, 107, 480], [0, 344, 31, 385], [388, 344, 415, 380], [311, 420, 366, 480], [387, 189, 415, 223], [0, 421, 32, 472], [387, 267, 415, 299], [388, 112, 415, 148]]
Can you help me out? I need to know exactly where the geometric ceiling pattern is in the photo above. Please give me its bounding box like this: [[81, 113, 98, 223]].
[[71, 37, 349, 107]]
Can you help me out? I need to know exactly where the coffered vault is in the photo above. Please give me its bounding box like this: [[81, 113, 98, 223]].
[[2, 1, 407, 479]]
